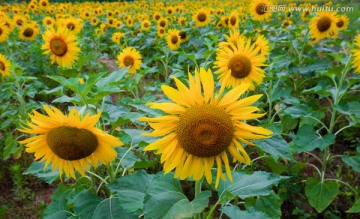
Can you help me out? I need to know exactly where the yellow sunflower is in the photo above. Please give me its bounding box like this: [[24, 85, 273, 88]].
[[13, 15, 27, 27], [179, 30, 189, 43], [214, 38, 267, 90], [117, 47, 142, 74], [249, 0, 272, 21], [228, 11, 239, 29], [157, 18, 168, 29], [218, 28, 245, 49], [141, 20, 151, 32], [43, 16, 55, 28], [19, 22, 40, 41], [193, 8, 211, 27], [139, 67, 272, 188], [41, 26, 81, 68], [112, 32, 125, 44], [253, 34, 270, 57], [18, 105, 123, 179], [90, 17, 99, 26], [157, 28, 166, 38], [0, 21, 11, 43], [352, 34, 360, 74], [166, 29, 181, 51], [282, 19, 293, 28], [153, 12, 162, 22], [0, 54, 11, 78], [335, 14, 349, 31], [60, 18, 83, 35], [309, 12, 338, 43]]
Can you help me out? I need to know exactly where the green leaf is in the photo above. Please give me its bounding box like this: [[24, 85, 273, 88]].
[[221, 206, 270, 219], [115, 147, 140, 169], [92, 197, 135, 219], [74, 190, 101, 218], [335, 101, 360, 122], [3, 133, 22, 160], [245, 191, 282, 219], [342, 155, 360, 172], [79, 72, 106, 97], [47, 76, 79, 94], [305, 178, 339, 213], [96, 67, 129, 88], [143, 173, 211, 219], [43, 185, 72, 218], [291, 125, 335, 153], [107, 170, 153, 214], [217, 171, 287, 199], [347, 198, 360, 213], [23, 161, 59, 184], [254, 132, 292, 160]]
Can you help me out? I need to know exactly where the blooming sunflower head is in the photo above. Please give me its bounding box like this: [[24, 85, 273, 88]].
[[19, 22, 40, 41], [0, 53, 11, 78], [352, 34, 360, 74], [309, 11, 338, 43], [214, 38, 267, 90], [249, 0, 273, 21], [228, 11, 239, 29], [253, 34, 270, 57], [141, 20, 151, 32], [335, 14, 349, 31], [18, 106, 123, 179], [117, 47, 142, 74], [193, 8, 211, 27], [0, 21, 11, 43], [41, 26, 81, 68], [139, 67, 272, 188], [166, 29, 181, 50]]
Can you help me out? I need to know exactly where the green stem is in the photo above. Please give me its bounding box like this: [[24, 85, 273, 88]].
[[194, 179, 202, 219]]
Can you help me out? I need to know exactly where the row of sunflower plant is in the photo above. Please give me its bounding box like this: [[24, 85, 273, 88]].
[[0, 0, 359, 218]]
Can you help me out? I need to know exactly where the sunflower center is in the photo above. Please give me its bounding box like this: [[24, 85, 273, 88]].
[[171, 35, 178, 44], [123, 56, 134, 66], [197, 13, 207, 22], [336, 20, 344, 28], [50, 38, 68, 56], [42, 2, 47, 6], [46, 20, 52, 25], [0, 28, 2, 35], [160, 20, 166, 27], [160, 29, 165, 34], [144, 22, 149, 27], [256, 4, 266, 15], [16, 20, 23, 26], [23, 28, 34, 37], [176, 105, 234, 157], [0, 61, 5, 71], [179, 31, 187, 39], [46, 126, 98, 161], [67, 22, 75, 30], [317, 16, 331, 32], [230, 16, 237, 25], [228, 54, 252, 78], [155, 15, 160, 20]]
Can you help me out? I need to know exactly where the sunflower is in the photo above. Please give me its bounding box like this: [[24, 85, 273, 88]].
[[352, 34, 360, 74], [253, 34, 270, 57], [153, 11, 162, 22], [117, 47, 142, 74], [309, 12, 338, 43], [301, 10, 311, 21], [228, 11, 239, 29], [90, 16, 99, 26], [112, 32, 125, 44], [249, 0, 272, 21], [139, 67, 272, 188], [41, 26, 81, 68], [39, 0, 50, 9], [214, 38, 267, 90], [13, 15, 27, 27], [179, 30, 189, 43], [43, 16, 55, 28], [157, 18, 168, 29], [0, 21, 11, 43], [193, 8, 211, 27], [126, 17, 134, 27], [166, 29, 181, 50], [141, 20, 151, 32], [335, 14, 349, 31], [0, 54, 11, 78], [218, 28, 245, 49], [18, 105, 123, 179], [282, 19, 293, 28], [19, 22, 40, 41], [157, 28, 165, 38]]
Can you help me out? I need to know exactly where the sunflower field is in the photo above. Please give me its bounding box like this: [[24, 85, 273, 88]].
[[0, 0, 360, 218]]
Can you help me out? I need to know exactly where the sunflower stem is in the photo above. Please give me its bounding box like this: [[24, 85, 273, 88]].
[[194, 179, 202, 219]]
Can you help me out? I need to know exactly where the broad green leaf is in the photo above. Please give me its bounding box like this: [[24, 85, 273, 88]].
[[92, 197, 135, 219], [44, 210, 73, 219], [347, 198, 360, 213], [129, 103, 162, 117], [342, 155, 360, 173], [47, 76, 79, 94], [122, 129, 154, 146], [305, 178, 339, 213], [115, 147, 140, 169], [254, 132, 292, 160], [291, 125, 335, 153], [79, 72, 106, 97], [221, 206, 270, 219], [96, 67, 129, 88], [107, 170, 153, 214], [217, 171, 287, 199], [143, 173, 211, 219], [43, 185, 72, 218], [74, 190, 101, 218], [245, 191, 282, 219], [23, 161, 59, 184], [3, 133, 22, 160], [335, 101, 360, 122]]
